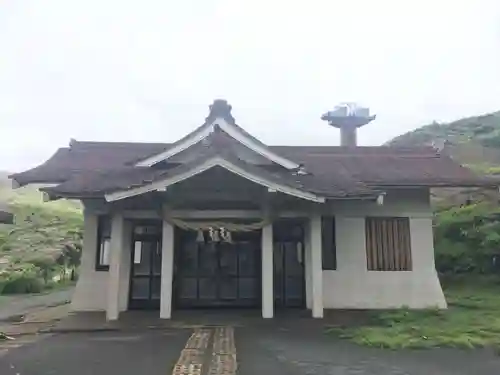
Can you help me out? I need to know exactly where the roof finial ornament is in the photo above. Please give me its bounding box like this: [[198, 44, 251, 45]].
[[207, 99, 235, 123]]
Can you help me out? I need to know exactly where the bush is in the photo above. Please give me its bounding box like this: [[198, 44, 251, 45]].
[[434, 204, 500, 274], [0, 266, 44, 294], [1, 275, 44, 294], [435, 239, 476, 273]]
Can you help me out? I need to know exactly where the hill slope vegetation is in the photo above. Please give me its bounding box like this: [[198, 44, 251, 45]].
[[389, 111, 500, 274], [0, 172, 83, 293]]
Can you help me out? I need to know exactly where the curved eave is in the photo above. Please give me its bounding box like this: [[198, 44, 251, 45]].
[[107, 156, 324, 203], [39, 187, 102, 202], [8, 148, 72, 188], [10, 178, 62, 189], [367, 180, 500, 188]]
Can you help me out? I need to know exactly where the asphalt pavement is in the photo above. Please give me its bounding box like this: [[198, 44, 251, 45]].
[[0, 287, 73, 321], [0, 325, 499, 375]]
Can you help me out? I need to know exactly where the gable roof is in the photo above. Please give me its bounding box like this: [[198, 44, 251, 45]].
[[106, 155, 325, 203], [14, 141, 495, 202], [134, 99, 300, 169], [39, 130, 378, 201], [9, 99, 498, 201]]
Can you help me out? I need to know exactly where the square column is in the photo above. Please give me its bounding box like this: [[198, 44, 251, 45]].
[[118, 220, 132, 312], [309, 213, 324, 318], [106, 214, 125, 321], [261, 223, 274, 318], [304, 222, 313, 309], [160, 220, 175, 319], [71, 209, 98, 311]]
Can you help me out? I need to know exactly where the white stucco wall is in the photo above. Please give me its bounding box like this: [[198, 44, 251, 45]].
[[72, 188, 446, 312], [321, 189, 446, 309], [70, 209, 130, 312], [71, 210, 108, 311]]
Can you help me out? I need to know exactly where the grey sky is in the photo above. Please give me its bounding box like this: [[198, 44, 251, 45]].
[[1, 0, 500, 172]]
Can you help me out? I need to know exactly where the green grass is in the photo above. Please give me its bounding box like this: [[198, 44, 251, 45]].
[[328, 277, 500, 349]]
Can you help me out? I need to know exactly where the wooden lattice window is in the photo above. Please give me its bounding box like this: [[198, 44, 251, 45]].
[[365, 217, 412, 271]]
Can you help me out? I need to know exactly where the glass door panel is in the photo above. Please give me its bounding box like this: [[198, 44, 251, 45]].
[[174, 230, 260, 308], [129, 235, 161, 309], [273, 219, 305, 309]]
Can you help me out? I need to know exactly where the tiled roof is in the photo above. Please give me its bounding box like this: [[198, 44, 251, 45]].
[[11, 137, 494, 200], [10, 142, 168, 185], [39, 132, 377, 199], [9, 99, 496, 200]]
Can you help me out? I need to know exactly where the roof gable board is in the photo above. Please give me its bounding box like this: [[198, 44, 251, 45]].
[[107, 155, 324, 203], [134, 100, 300, 169]]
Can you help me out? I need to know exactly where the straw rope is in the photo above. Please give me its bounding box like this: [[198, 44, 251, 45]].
[[164, 215, 272, 232]]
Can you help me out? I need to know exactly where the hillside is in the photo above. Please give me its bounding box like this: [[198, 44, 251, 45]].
[[388, 111, 500, 172], [387, 111, 500, 207], [0, 172, 83, 292], [389, 111, 500, 149]]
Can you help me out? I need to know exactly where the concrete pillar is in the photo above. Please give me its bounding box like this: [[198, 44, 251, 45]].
[[310, 213, 324, 318], [304, 222, 312, 309], [409, 216, 447, 308], [160, 220, 175, 319], [261, 223, 274, 318], [410, 217, 436, 271], [106, 214, 125, 321], [118, 221, 132, 312], [70, 209, 98, 311]]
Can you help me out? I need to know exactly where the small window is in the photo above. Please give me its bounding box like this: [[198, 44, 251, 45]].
[[365, 217, 412, 271], [133, 241, 142, 264], [96, 216, 111, 271], [322, 216, 336, 270]]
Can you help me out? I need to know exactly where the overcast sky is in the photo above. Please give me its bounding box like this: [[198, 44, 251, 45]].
[[1, 0, 500, 172]]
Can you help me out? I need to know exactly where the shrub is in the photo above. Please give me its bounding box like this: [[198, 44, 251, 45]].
[[0, 266, 44, 294], [434, 204, 500, 274]]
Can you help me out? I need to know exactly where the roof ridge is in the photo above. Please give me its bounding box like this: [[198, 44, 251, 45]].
[[71, 140, 171, 146], [302, 153, 441, 158]]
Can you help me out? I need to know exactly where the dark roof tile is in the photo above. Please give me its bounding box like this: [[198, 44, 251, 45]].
[[11, 139, 497, 198], [43, 141, 376, 199]]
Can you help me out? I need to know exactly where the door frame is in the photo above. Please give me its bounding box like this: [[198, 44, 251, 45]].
[[173, 229, 262, 309], [273, 218, 306, 309], [128, 220, 162, 310]]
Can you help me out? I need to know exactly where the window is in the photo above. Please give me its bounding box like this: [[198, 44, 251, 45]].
[[133, 241, 142, 264], [365, 217, 412, 271], [322, 216, 336, 270], [96, 216, 111, 271]]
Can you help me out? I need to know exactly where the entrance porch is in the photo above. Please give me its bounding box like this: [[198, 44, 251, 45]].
[[77, 209, 325, 321]]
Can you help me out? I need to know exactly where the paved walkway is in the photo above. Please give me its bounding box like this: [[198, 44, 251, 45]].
[[0, 287, 73, 321], [0, 324, 498, 375], [47, 309, 372, 332]]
